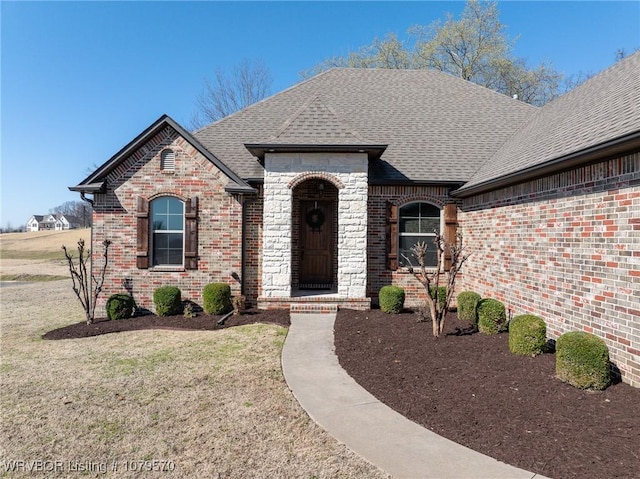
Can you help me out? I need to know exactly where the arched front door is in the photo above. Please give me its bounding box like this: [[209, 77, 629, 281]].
[[299, 200, 334, 289]]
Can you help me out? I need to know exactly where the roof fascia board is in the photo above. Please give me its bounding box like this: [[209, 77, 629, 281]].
[[246, 143, 388, 163], [452, 131, 640, 198], [68, 182, 106, 193], [368, 179, 466, 187]]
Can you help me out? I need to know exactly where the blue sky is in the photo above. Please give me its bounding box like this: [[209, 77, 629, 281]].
[[2, 1, 639, 229]]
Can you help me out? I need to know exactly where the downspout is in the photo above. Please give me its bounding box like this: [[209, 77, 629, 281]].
[[80, 191, 94, 207], [240, 192, 259, 305], [241, 195, 247, 298], [78, 191, 95, 294]]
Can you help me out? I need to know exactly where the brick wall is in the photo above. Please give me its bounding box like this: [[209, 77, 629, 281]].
[[243, 186, 263, 308], [367, 185, 459, 307], [460, 152, 640, 387], [91, 125, 245, 315]]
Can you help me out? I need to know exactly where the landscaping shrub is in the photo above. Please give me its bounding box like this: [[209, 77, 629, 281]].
[[203, 283, 232, 315], [153, 286, 182, 317], [556, 331, 610, 390], [379, 285, 405, 314], [105, 293, 134, 321], [477, 298, 506, 335], [509, 314, 547, 356], [457, 291, 481, 324]]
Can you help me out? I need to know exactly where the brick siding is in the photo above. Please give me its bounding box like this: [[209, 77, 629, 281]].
[[91, 126, 245, 316], [91, 127, 640, 388], [243, 186, 263, 308], [460, 152, 640, 387], [367, 185, 460, 307]]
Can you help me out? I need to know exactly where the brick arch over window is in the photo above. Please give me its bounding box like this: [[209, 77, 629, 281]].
[[287, 172, 345, 190], [389, 194, 446, 209]]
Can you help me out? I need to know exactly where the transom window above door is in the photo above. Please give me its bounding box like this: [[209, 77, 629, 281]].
[[399, 202, 441, 267]]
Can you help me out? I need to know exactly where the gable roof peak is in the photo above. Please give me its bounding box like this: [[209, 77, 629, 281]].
[[261, 93, 374, 145], [70, 114, 255, 195]]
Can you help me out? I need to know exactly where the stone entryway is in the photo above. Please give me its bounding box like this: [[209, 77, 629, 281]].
[[258, 152, 370, 308]]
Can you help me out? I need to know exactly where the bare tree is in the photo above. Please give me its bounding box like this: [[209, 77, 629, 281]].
[[303, 0, 563, 105], [402, 233, 470, 337], [191, 59, 273, 130], [302, 33, 412, 77], [62, 239, 111, 325], [50, 200, 92, 227]]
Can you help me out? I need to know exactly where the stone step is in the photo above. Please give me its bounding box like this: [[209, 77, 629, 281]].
[[258, 295, 371, 312]]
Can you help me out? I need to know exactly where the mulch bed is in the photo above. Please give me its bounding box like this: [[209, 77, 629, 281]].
[[335, 309, 640, 479], [42, 309, 290, 340]]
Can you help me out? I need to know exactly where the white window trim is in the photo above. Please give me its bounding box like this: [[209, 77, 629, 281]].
[[150, 197, 185, 267], [398, 201, 444, 268]]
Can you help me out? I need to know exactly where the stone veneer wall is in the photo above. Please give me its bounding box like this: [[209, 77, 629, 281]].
[[260, 152, 368, 301], [91, 125, 244, 316], [459, 152, 640, 387], [367, 185, 459, 307]]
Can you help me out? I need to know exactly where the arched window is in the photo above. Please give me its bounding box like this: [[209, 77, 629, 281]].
[[399, 202, 441, 267], [160, 149, 175, 172], [136, 196, 198, 270], [151, 196, 184, 266]]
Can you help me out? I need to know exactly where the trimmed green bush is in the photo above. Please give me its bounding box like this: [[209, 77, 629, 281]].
[[106, 293, 134, 320], [429, 286, 447, 311], [509, 314, 547, 356], [379, 285, 405, 314], [556, 331, 610, 390], [153, 286, 182, 317], [203, 283, 232, 315], [457, 291, 481, 324], [477, 298, 506, 335]]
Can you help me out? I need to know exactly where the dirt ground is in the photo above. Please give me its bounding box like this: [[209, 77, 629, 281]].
[[335, 308, 640, 479], [43, 309, 291, 340]]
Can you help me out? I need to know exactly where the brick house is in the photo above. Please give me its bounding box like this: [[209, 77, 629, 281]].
[[71, 53, 639, 386]]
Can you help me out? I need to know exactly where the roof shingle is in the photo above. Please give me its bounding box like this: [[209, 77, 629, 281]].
[[193, 68, 537, 183], [460, 52, 640, 192]]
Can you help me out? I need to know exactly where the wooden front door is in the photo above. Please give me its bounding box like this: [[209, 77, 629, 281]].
[[299, 200, 334, 289]]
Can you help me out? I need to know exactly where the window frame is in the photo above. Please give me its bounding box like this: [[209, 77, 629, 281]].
[[150, 196, 185, 267], [137, 196, 198, 270], [398, 201, 443, 268]]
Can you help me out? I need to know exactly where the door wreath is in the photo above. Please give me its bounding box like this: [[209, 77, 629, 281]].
[[306, 208, 325, 231]]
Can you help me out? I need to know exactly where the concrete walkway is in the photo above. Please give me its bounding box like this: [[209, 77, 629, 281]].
[[282, 312, 549, 479]]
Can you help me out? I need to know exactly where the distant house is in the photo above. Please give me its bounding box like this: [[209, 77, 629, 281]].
[[26, 214, 80, 231], [71, 53, 640, 387]]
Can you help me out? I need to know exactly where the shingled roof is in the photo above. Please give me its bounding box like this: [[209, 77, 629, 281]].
[[457, 51, 640, 195], [194, 68, 537, 184]]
